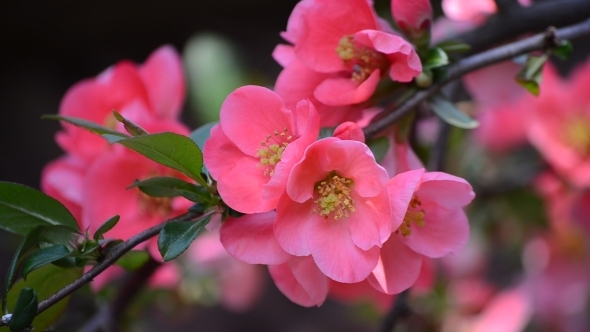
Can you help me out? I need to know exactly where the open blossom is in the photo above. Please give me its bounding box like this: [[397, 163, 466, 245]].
[[55, 45, 185, 162], [370, 169, 474, 294], [274, 137, 394, 283], [203, 85, 320, 214], [277, 0, 421, 107]]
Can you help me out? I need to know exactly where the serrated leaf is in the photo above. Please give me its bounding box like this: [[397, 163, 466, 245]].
[[366, 137, 390, 163], [93, 216, 120, 241], [108, 133, 207, 187], [435, 40, 471, 54], [552, 40, 572, 60], [2, 227, 44, 315], [515, 55, 547, 96], [41, 115, 128, 138], [429, 95, 479, 129], [4, 265, 82, 332], [112, 111, 149, 136], [128, 177, 211, 203], [0, 182, 79, 236], [189, 122, 217, 151], [115, 251, 150, 271], [8, 288, 37, 332], [158, 215, 211, 262], [423, 47, 449, 70], [21, 246, 71, 279]]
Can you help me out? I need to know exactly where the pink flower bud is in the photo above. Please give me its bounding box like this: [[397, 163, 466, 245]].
[[391, 0, 433, 47], [333, 121, 365, 142]]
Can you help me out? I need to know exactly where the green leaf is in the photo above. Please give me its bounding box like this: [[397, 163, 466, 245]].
[[112, 111, 149, 136], [435, 40, 471, 54], [515, 55, 548, 96], [21, 246, 71, 279], [189, 122, 217, 151], [366, 137, 390, 163], [115, 251, 150, 271], [4, 265, 82, 332], [552, 40, 573, 60], [429, 95, 479, 129], [158, 215, 211, 262], [93, 215, 120, 241], [0, 182, 79, 236], [108, 133, 207, 187], [38, 226, 79, 249], [8, 288, 37, 332], [128, 177, 211, 203], [423, 48, 449, 70], [41, 114, 128, 138], [2, 227, 44, 315]]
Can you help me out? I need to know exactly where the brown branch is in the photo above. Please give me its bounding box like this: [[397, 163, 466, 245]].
[[363, 17, 590, 139]]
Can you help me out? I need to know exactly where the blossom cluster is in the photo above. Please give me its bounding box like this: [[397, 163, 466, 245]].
[[41, 46, 263, 311], [204, 0, 475, 307]]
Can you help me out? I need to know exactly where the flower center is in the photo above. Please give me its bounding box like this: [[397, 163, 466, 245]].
[[313, 171, 355, 220], [398, 195, 425, 236], [257, 128, 293, 176], [335, 35, 388, 82], [138, 191, 172, 217], [561, 116, 590, 156]]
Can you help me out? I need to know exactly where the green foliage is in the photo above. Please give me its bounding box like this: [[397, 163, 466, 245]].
[[552, 40, 573, 60], [366, 137, 390, 163], [93, 215, 120, 241], [104, 132, 208, 187], [41, 114, 128, 138], [184, 33, 248, 123], [515, 54, 548, 96], [21, 246, 71, 279], [115, 251, 150, 271], [435, 40, 471, 54], [8, 288, 37, 332], [318, 127, 336, 140], [429, 95, 479, 129], [2, 227, 44, 315], [0, 182, 79, 236], [112, 111, 149, 136], [129, 177, 213, 203], [2, 265, 82, 332], [158, 214, 212, 262], [422, 47, 449, 70]]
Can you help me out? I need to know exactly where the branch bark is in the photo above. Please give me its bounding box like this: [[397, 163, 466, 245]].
[[363, 17, 590, 139]]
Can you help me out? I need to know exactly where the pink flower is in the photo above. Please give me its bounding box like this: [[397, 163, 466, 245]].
[[279, 0, 421, 107], [526, 61, 590, 188], [41, 156, 87, 221], [56, 45, 185, 162], [273, 52, 367, 126], [370, 169, 475, 294], [203, 85, 320, 214], [391, 0, 433, 46], [81, 148, 193, 241], [274, 137, 393, 283]]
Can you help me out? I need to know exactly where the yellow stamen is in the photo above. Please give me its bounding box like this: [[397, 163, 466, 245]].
[[335, 35, 388, 82], [257, 128, 293, 176], [398, 195, 425, 236], [562, 116, 590, 156], [313, 172, 355, 220]]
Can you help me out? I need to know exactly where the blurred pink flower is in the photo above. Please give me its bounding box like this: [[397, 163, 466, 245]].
[[203, 85, 320, 214], [391, 0, 432, 46], [55, 45, 185, 162]]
